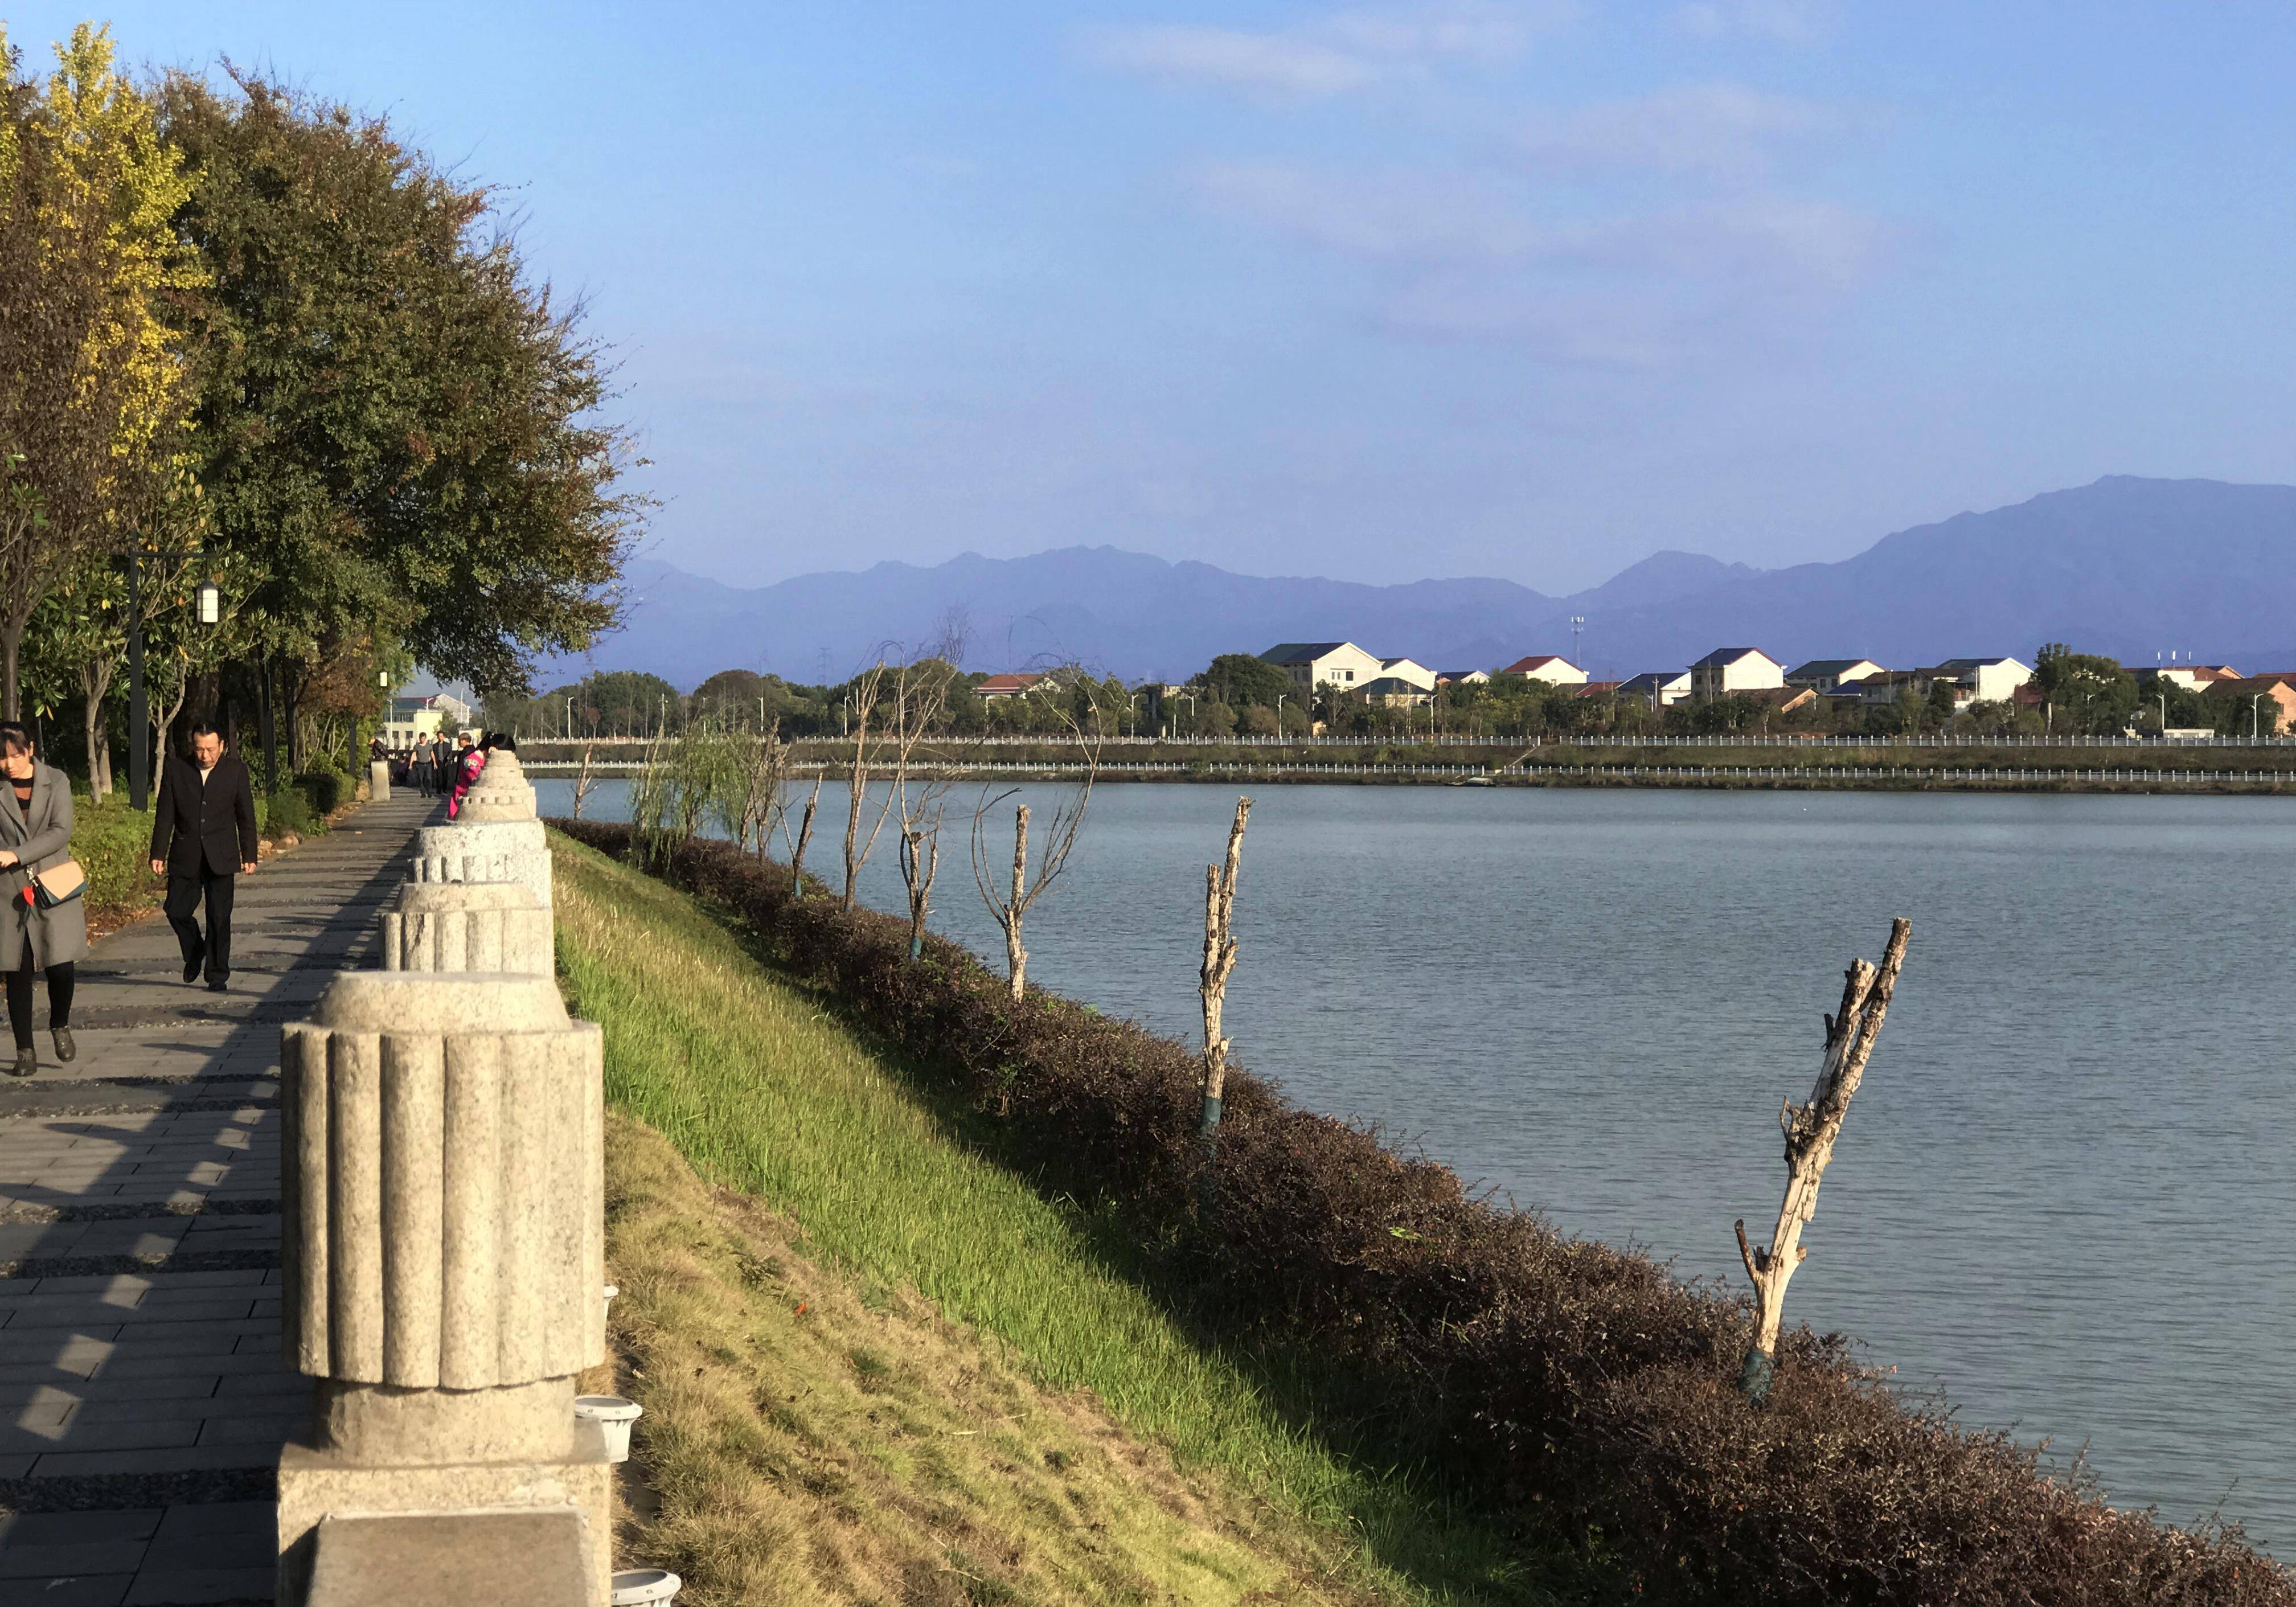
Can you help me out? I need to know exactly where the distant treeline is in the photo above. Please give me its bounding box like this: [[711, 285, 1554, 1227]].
[[486, 645, 2273, 745]]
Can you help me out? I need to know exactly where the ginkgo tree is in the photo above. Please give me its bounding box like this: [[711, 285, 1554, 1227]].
[[0, 23, 203, 720]]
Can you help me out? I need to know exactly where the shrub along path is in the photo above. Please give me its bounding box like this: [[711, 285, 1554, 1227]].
[[0, 792, 434, 1606]]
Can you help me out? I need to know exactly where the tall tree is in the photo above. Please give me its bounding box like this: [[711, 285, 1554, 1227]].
[[156, 68, 643, 700], [0, 24, 202, 717]]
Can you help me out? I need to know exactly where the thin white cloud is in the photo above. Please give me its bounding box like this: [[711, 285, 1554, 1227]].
[[1088, 2, 1576, 99], [1188, 158, 1895, 362], [1674, 0, 1833, 43], [1092, 26, 1381, 96], [1518, 83, 1838, 180]]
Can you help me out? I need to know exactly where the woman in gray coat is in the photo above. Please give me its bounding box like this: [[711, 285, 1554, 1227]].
[[0, 722, 84, 1076]]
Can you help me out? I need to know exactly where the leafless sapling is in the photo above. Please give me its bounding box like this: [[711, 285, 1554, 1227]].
[[571, 743, 598, 820], [1733, 916, 1912, 1401], [969, 671, 1105, 1001], [1197, 797, 1252, 1156], [785, 774, 823, 899]]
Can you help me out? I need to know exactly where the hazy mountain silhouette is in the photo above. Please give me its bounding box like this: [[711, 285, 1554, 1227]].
[[546, 477, 2296, 688]]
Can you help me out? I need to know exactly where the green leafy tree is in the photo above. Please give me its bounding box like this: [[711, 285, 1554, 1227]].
[[1200, 653, 1294, 710], [2033, 643, 2138, 733], [157, 67, 645, 701]]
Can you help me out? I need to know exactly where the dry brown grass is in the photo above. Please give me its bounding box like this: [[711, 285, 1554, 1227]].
[[598, 1109, 1381, 1607]]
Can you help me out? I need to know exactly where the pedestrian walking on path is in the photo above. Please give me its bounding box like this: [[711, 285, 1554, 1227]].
[[149, 721, 260, 994], [0, 721, 84, 1079]]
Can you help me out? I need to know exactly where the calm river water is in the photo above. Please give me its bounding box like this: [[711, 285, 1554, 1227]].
[[540, 779, 2296, 1553]]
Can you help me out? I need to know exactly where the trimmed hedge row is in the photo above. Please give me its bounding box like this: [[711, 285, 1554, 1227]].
[[554, 819, 2289, 1605]]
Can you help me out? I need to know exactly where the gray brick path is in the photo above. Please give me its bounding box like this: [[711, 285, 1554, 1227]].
[[0, 794, 434, 1605]]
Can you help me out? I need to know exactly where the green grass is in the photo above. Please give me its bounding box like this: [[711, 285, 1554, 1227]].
[[551, 831, 1577, 1606]]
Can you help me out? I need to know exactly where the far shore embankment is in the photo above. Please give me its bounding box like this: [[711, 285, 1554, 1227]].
[[513, 733, 2296, 794]]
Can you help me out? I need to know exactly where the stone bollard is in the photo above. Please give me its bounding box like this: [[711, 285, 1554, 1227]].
[[414, 750, 552, 910], [460, 748, 539, 822], [368, 759, 391, 803], [275, 971, 609, 1606], [380, 883, 552, 975]]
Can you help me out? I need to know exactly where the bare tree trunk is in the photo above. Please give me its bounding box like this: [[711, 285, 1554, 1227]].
[[571, 743, 597, 820], [1198, 798, 1252, 1153], [80, 654, 118, 802], [1003, 805, 1030, 1001], [0, 617, 22, 723], [901, 824, 940, 960], [1734, 917, 1911, 1400], [789, 777, 821, 899], [153, 677, 187, 785]]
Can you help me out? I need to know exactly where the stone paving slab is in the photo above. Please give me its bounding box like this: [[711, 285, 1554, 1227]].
[[0, 796, 434, 1605]]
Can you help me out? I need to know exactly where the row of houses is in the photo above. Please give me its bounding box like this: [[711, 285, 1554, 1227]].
[[981, 644, 2296, 728], [1247, 642, 2044, 714]]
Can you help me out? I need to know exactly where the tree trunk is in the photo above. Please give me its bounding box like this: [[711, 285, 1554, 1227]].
[[1197, 798, 1252, 1138], [790, 782, 819, 899], [0, 617, 22, 723], [1735, 917, 1911, 1398], [1005, 805, 1030, 1001]]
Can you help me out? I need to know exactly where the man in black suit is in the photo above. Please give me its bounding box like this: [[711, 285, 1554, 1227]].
[[149, 723, 260, 991]]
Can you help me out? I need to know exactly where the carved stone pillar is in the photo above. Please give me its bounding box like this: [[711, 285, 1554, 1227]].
[[414, 750, 552, 909], [276, 971, 609, 1606], [380, 883, 552, 977]]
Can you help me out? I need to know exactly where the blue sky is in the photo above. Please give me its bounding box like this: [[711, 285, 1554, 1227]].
[[12, 1, 2296, 591]]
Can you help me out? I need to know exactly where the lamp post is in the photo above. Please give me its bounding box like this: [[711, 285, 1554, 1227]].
[[124, 551, 220, 812]]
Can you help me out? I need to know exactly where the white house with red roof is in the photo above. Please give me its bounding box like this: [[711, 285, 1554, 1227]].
[[1499, 654, 1588, 686], [977, 671, 1048, 700]]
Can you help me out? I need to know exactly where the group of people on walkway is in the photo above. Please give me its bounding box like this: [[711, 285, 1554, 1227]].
[[0, 718, 507, 1077], [372, 729, 510, 820]]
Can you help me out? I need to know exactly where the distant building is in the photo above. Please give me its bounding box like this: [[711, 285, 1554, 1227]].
[[1377, 657, 1438, 692], [2208, 674, 2296, 733], [1577, 680, 1623, 699], [1930, 657, 2034, 704], [1260, 642, 1385, 692], [1499, 654, 1588, 686], [1620, 670, 1692, 707], [383, 693, 472, 746], [2138, 663, 2241, 692], [1786, 658, 1884, 692], [1688, 647, 1786, 698], [1434, 668, 1490, 686], [1359, 676, 1433, 708], [978, 672, 1048, 700]]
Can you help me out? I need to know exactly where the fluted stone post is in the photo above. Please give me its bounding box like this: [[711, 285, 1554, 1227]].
[[368, 759, 391, 803], [412, 750, 552, 911], [380, 883, 553, 976], [276, 971, 609, 1606]]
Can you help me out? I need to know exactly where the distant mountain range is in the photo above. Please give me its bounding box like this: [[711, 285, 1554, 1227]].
[[540, 477, 2296, 688]]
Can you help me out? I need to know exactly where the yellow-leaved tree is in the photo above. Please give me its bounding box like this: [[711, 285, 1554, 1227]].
[[0, 22, 204, 719]]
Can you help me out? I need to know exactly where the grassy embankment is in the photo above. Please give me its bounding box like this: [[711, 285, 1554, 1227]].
[[554, 833, 1573, 1607]]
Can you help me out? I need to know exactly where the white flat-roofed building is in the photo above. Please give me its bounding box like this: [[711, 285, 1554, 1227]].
[[1931, 657, 2034, 703], [1260, 642, 1385, 692], [1620, 670, 1692, 707], [1689, 647, 1786, 698]]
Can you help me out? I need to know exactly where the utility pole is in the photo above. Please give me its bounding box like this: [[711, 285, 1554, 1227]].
[[1571, 615, 1585, 668]]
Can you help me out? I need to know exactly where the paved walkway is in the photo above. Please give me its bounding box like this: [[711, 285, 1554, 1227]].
[[0, 794, 435, 1606]]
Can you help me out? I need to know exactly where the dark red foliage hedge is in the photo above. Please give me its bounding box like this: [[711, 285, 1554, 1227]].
[[554, 819, 2289, 1606]]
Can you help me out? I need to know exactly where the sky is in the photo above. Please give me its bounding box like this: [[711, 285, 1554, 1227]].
[[11, 1, 2296, 593]]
